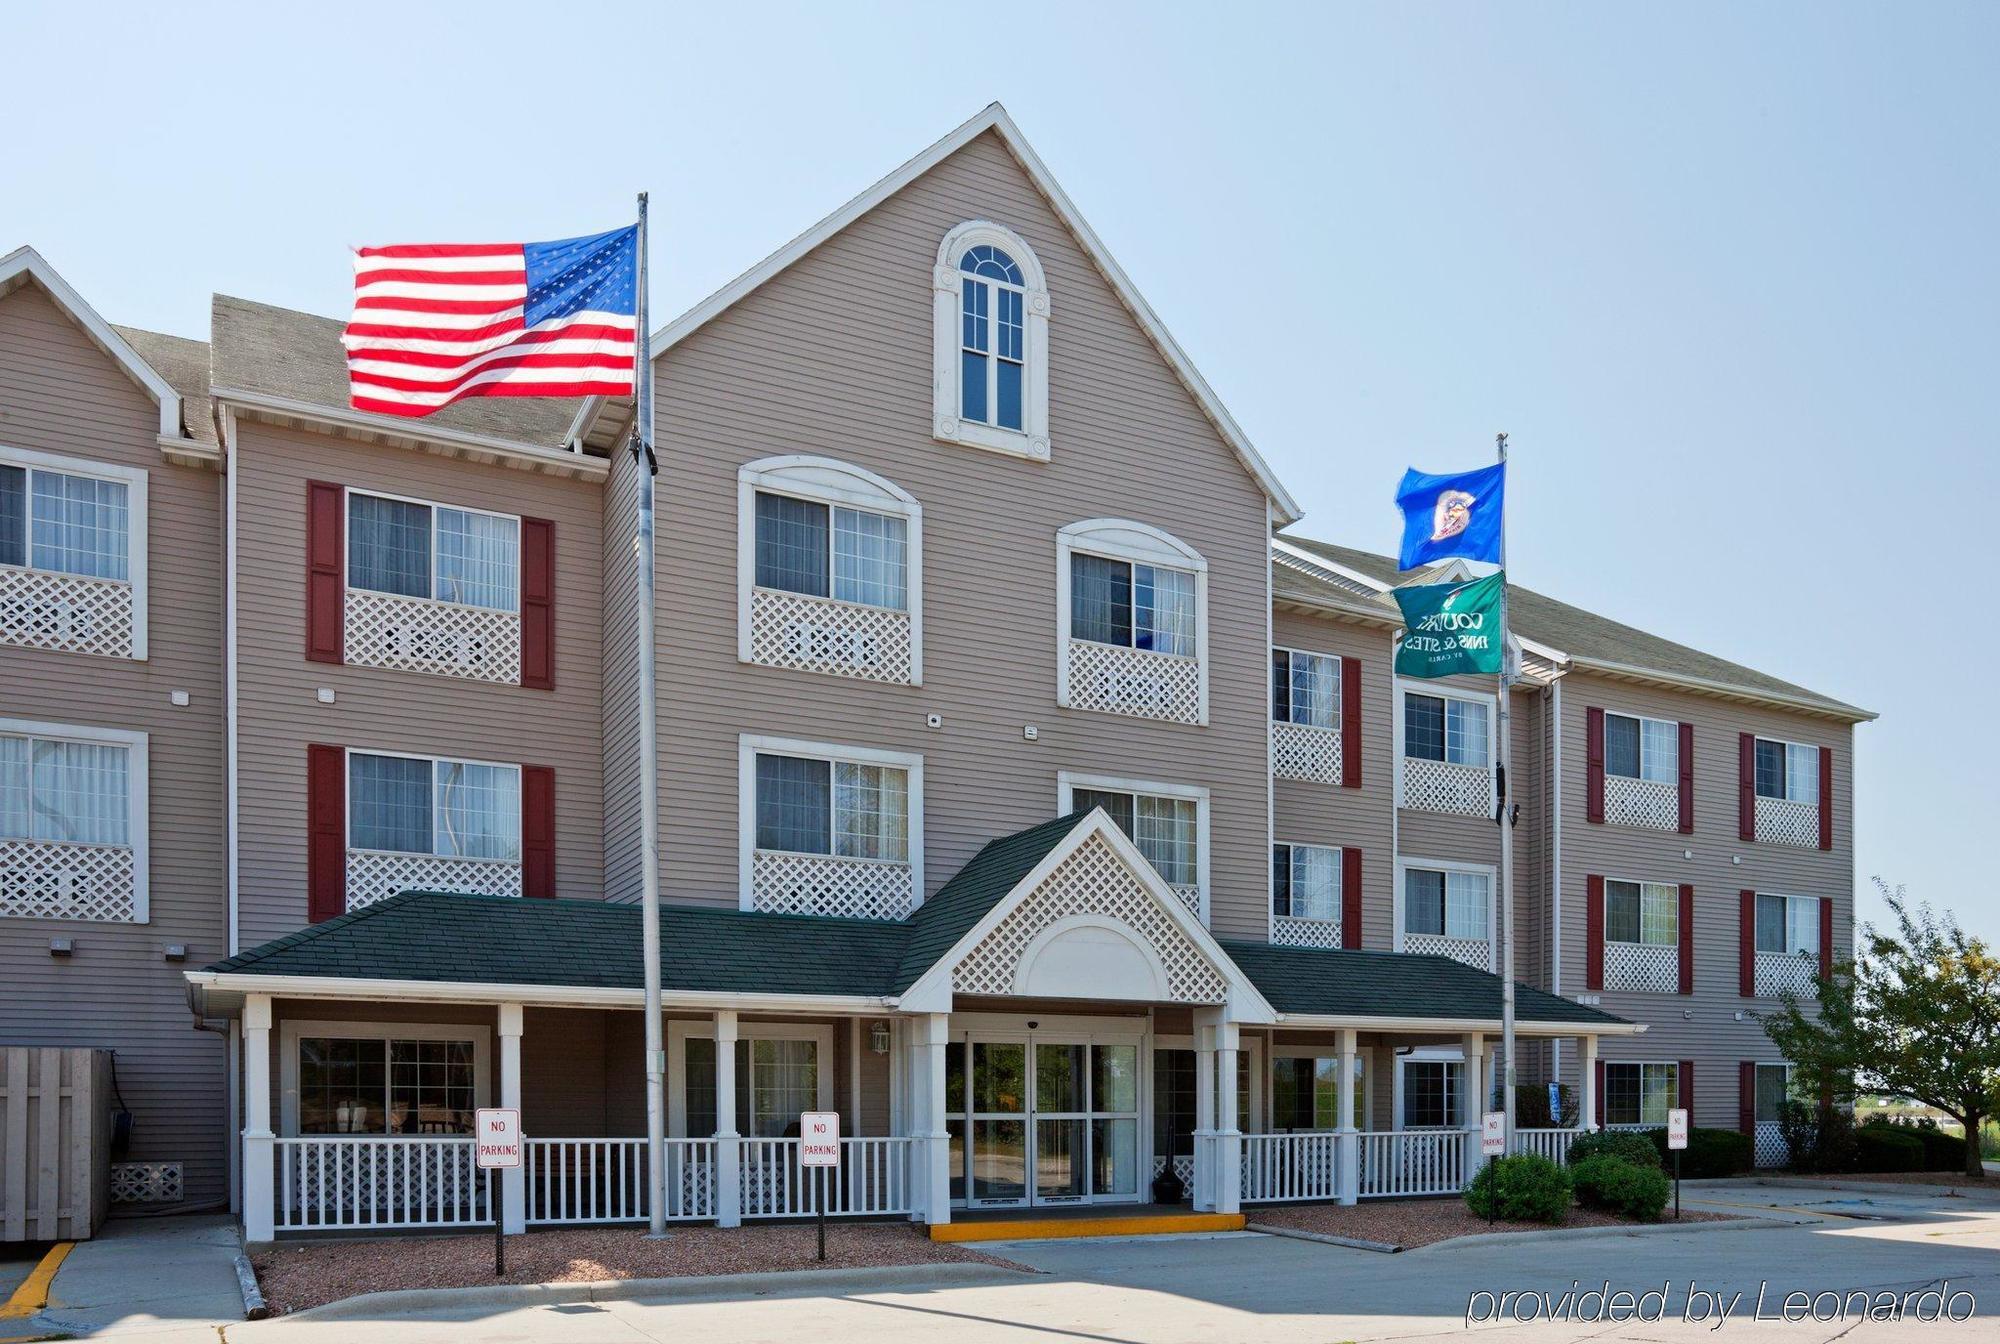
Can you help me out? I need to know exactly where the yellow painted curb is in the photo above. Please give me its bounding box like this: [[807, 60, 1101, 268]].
[[931, 1213, 1245, 1242], [0, 1241, 73, 1320]]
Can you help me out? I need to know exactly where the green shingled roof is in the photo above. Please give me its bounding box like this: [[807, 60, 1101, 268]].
[[1219, 941, 1623, 1027], [892, 811, 1092, 991]]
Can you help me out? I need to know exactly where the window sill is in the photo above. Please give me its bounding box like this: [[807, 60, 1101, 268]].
[[933, 417, 1049, 462]]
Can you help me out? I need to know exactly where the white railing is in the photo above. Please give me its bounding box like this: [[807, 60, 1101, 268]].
[[1605, 941, 1680, 994], [525, 1137, 722, 1225], [0, 839, 138, 922], [1755, 795, 1819, 847], [0, 566, 134, 659], [276, 1136, 488, 1232], [1756, 948, 1819, 998], [1272, 915, 1343, 949], [1241, 1132, 1342, 1203], [1604, 775, 1679, 830], [1272, 721, 1341, 785], [1400, 758, 1491, 817], [345, 849, 523, 911], [344, 587, 522, 684], [739, 1137, 914, 1218], [1357, 1130, 1466, 1199], [1511, 1128, 1584, 1165], [1066, 639, 1202, 725], [749, 588, 914, 685], [749, 850, 915, 920], [1402, 932, 1492, 971]]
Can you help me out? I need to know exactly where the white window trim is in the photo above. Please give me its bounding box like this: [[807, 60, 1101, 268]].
[[343, 485, 523, 615], [0, 442, 149, 660], [734, 455, 924, 683], [931, 220, 1050, 461], [666, 1019, 835, 1137], [342, 747, 524, 862], [1270, 645, 1341, 728], [1392, 677, 1496, 807], [0, 716, 149, 922], [1394, 1048, 1466, 1131], [1601, 1059, 1681, 1127], [278, 1019, 491, 1138], [1603, 876, 1681, 948], [1055, 519, 1210, 725], [736, 734, 925, 911], [1271, 839, 1341, 926], [1753, 735, 1822, 805], [1603, 711, 1678, 783], [1392, 855, 1496, 951], [1055, 770, 1211, 922]]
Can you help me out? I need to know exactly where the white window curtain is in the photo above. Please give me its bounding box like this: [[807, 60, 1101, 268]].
[[831, 508, 908, 611], [1607, 879, 1679, 946], [28, 470, 129, 580], [0, 736, 128, 845], [349, 493, 518, 612], [1443, 871, 1490, 940], [1136, 565, 1197, 657], [433, 760, 521, 861], [1277, 652, 1336, 728], [434, 507, 519, 612], [1290, 845, 1338, 921], [1785, 896, 1821, 958], [1640, 719, 1679, 783], [1133, 795, 1197, 886], [831, 762, 909, 862], [1784, 743, 1820, 804], [1445, 700, 1489, 767], [748, 1039, 819, 1138]]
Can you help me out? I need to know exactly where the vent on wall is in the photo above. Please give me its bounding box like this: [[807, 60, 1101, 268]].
[[109, 1161, 183, 1204]]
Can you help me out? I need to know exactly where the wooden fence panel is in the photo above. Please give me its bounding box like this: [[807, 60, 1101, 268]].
[[0, 1046, 109, 1241]]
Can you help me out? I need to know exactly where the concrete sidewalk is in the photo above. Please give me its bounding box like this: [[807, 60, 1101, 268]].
[[28, 1215, 245, 1339]]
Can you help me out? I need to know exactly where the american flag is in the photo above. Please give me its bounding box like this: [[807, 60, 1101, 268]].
[[341, 225, 639, 417]]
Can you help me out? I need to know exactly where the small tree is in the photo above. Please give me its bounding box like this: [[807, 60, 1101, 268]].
[[1764, 881, 2000, 1180]]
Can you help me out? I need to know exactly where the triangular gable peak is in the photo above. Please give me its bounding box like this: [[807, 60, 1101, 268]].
[[901, 811, 1275, 1022], [0, 246, 184, 446]]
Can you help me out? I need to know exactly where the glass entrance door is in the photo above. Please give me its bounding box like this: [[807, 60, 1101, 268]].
[[959, 1033, 1142, 1207]]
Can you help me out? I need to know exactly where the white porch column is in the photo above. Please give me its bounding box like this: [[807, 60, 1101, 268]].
[[1335, 1028, 1359, 1206], [919, 1013, 952, 1226], [1191, 1012, 1218, 1212], [714, 1009, 741, 1227], [1215, 1022, 1242, 1215], [498, 1004, 525, 1234], [1579, 1034, 1599, 1132], [242, 994, 274, 1242], [1462, 1032, 1487, 1172]]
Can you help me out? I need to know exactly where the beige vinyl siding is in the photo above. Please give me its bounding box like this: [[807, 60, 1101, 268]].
[[0, 282, 230, 1202], [231, 421, 605, 947], [599, 440, 643, 904], [648, 130, 1273, 937]]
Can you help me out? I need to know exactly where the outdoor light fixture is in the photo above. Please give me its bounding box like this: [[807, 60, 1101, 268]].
[[869, 1021, 891, 1054], [49, 938, 73, 958], [163, 945, 188, 962]]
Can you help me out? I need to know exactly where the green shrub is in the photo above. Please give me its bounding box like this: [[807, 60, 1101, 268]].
[[1779, 1099, 1858, 1173], [1463, 1154, 1573, 1224], [1646, 1126, 1754, 1178], [1571, 1154, 1671, 1221], [1867, 1118, 1969, 1172], [1566, 1130, 1662, 1170], [1852, 1126, 1924, 1172]]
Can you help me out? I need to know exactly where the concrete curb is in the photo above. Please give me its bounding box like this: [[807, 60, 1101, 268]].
[[279, 1260, 1037, 1322], [1245, 1224, 1401, 1253], [1696, 1176, 2000, 1202], [1410, 1215, 1797, 1253]]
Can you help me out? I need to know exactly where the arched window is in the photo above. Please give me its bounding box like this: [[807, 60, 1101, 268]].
[[1055, 519, 1208, 725], [933, 222, 1049, 460]]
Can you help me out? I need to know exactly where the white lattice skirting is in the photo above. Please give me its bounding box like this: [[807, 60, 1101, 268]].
[[1604, 775, 1679, 830], [954, 832, 1228, 1003], [1272, 721, 1341, 784], [0, 566, 134, 658], [1065, 640, 1201, 725], [345, 588, 521, 684], [1273, 915, 1344, 949], [1403, 932, 1492, 971], [749, 851, 914, 920], [1604, 940, 1680, 993], [1150, 1153, 1196, 1187], [110, 1162, 184, 1204], [749, 588, 914, 685], [1754, 1120, 1790, 1168], [1401, 758, 1491, 817], [0, 839, 137, 921], [346, 850, 522, 911], [1756, 796, 1819, 847], [1756, 949, 1818, 998]]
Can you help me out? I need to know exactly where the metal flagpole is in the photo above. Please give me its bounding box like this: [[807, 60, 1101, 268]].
[[632, 192, 668, 1237], [1494, 432, 1518, 1151]]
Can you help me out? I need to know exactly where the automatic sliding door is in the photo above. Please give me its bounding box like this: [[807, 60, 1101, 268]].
[[970, 1040, 1027, 1205], [1035, 1043, 1087, 1202]]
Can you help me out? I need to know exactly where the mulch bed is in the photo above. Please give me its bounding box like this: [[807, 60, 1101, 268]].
[[253, 1223, 1028, 1315], [1248, 1199, 1736, 1250]]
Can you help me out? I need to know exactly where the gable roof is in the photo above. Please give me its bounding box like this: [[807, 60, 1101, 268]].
[[1, 245, 185, 444], [892, 810, 1092, 992], [570, 104, 1301, 523]]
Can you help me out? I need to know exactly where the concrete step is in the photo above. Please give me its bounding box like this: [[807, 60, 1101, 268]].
[[930, 1212, 1246, 1242]]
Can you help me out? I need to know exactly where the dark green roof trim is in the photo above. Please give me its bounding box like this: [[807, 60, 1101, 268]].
[[892, 811, 1092, 991], [1218, 941, 1625, 1027]]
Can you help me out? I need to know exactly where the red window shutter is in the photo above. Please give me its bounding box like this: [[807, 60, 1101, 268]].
[[1818, 746, 1834, 850], [1739, 889, 1756, 997], [523, 766, 556, 898], [1677, 722, 1695, 833], [306, 744, 346, 924], [1738, 1061, 1757, 1135], [305, 482, 344, 664], [1738, 733, 1756, 841], [1594, 1059, 1606, 1128], [520, 517, 555, 691], [1679, 883, 1695, 995], [1339, 657, 1362, 788], [1585, 875, 1604, 991], [1341, 847, 1362, 949], [1818, 895, 1834, 976], [1585, 707, 1605, 823], [1679, 1060, 1695, 1117]]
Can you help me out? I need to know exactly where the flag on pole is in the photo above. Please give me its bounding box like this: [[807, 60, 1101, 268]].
[[1392, 571, 1506, 678], [1393, 462, 1505, 569], [342, 226, 640, 417]]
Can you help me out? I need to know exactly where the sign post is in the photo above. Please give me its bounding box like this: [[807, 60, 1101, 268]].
[[1480, 1111, 1506, 1226], [1667, 1107, 1689, 1221], [475, 1108, 522, 1276], [800, 1111, 840, 1262]]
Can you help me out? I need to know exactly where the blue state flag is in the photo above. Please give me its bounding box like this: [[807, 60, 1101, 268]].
[[1394, 462, 1505, 570]]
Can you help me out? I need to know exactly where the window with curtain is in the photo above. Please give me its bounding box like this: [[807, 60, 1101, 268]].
[[1271, 650, 1337, 727], [1073, 787, 1196, 887], [0, 464, 130, 580], [1755, 892, 1820, 956], [1070, 553, 1196, 657], [1606, 713, 1678, 783], [1272, 843, 1338, 920], [959, 244, 1026, 432], [1604, 1062, 1678, 1126], [1754, 738, 1820, 804], [1404, 693, 1488, 766], [0, 733, 130, 845], [684, 1035, 821, 1138], [753, 491, 907, 611], [755, 752, 909, 862], [347, 492, 519, 612], [1606, 879, 1679, 946], [1403, 867, 1490, 939], [1402, 1060, 1460, 1128], [1754, 1063, 1796, 1123], [297, 1036, 476, 1135], [347, 752, 520, 862]]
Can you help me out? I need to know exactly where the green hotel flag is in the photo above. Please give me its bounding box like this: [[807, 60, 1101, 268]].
[[1393, 571, 1506, 678]]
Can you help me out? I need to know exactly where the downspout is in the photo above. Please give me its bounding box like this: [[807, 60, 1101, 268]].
[[220, 404, 239, 956], [1264, 510, 1275, 945], [1548, 676, 1563, 1083]]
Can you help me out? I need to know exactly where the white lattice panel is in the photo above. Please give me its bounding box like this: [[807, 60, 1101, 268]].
[[1066, 640, 1201, 724], [1756, 949, 1818, 998], [345, 850, 522, 911], [1604, 940, 1679, 993], [1273, 915, 1344, 949], [1604, 776, 1679, 830], [1167, 883, 1202, 915], [749, 850, 914, 920], [1756, 796, 1819, 847], [0, 567, 134, 659], [1403, 932, 1492, 971], [953, 832, 1227, 1003], [1754, 1120, 1789, 1168], [110, 1162, 183, 1203], [1272, 721, 1342, 784], [1149, 1154, 1195, 1187], [1400, 758, 1491, 816], [0, 840, 137, 921], [749, 587, 913, 684], [345, 588, 521, 684]]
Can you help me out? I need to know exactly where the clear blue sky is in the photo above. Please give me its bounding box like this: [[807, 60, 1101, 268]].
[[6, 2, 1994, 940]]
